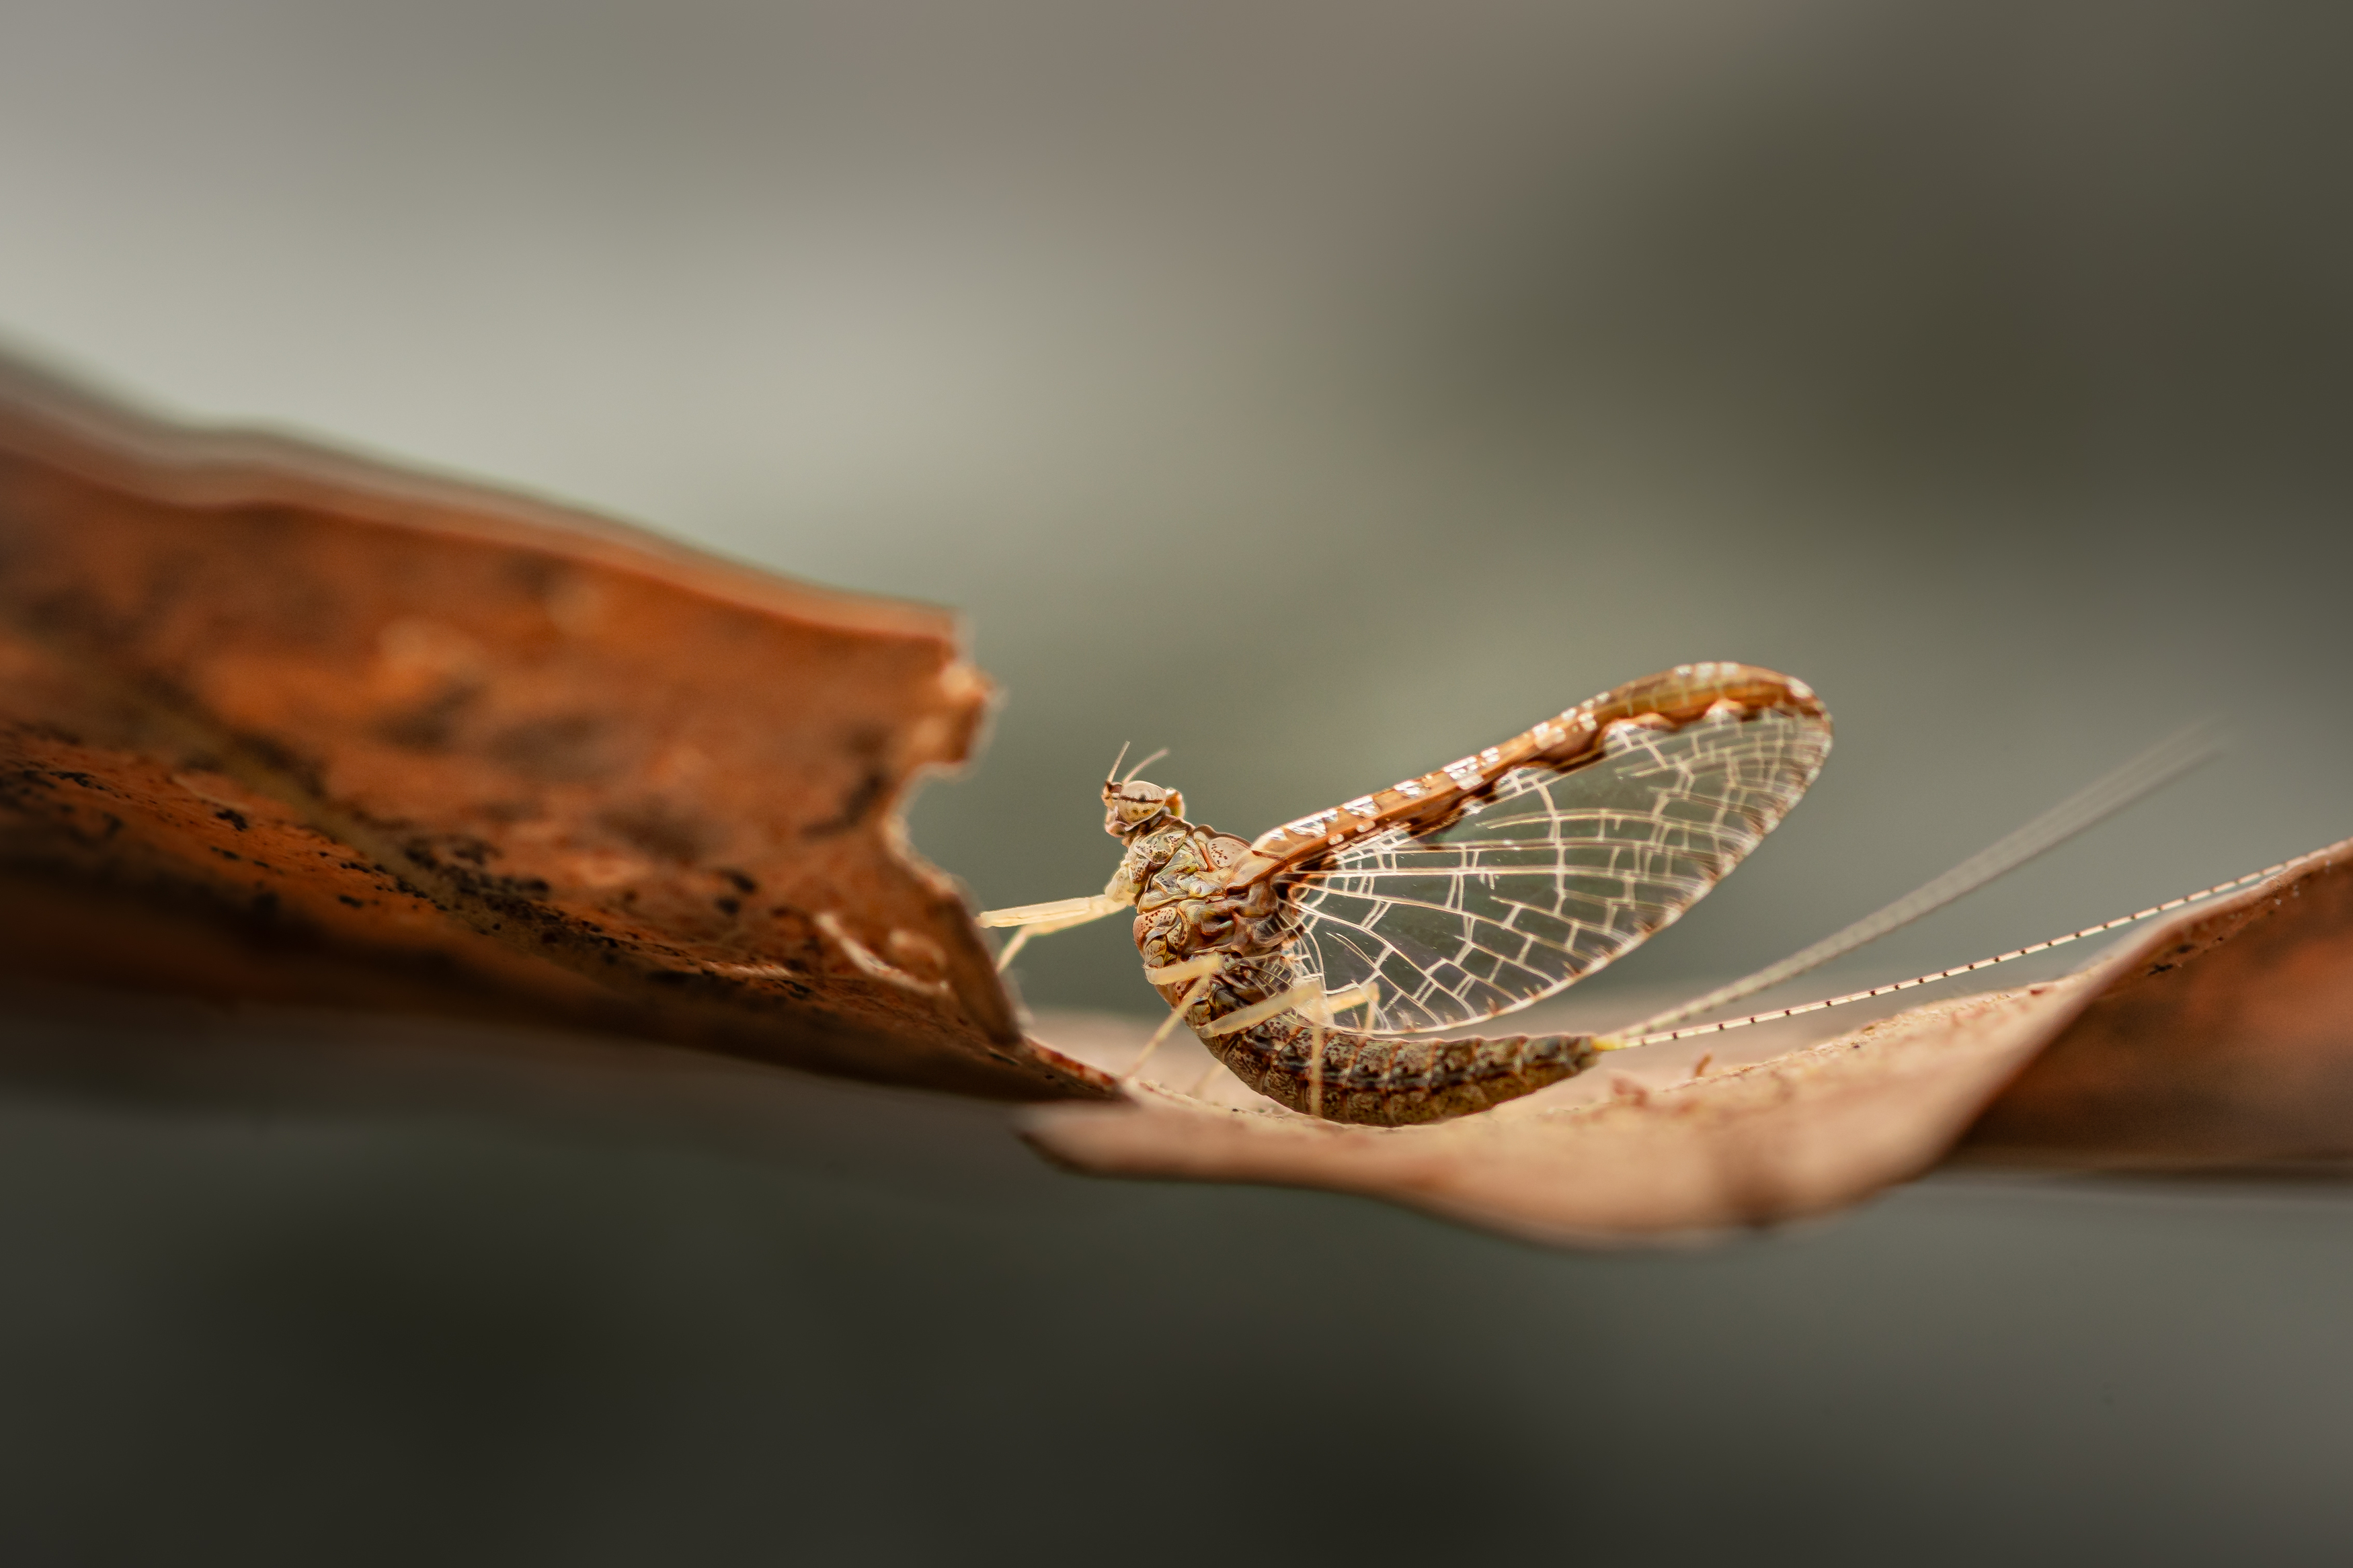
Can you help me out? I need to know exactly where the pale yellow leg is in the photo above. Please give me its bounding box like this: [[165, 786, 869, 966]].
[[1308, 1018, 1326, 1120], [977, 893, 1131, 932], [1187, 1057, 1229, 1100], [977, 892, 1133, 970], [1172, 976, 1382, 1108], [1123, 954, 1223, 1085], [1299, 981, 1376, 1121]]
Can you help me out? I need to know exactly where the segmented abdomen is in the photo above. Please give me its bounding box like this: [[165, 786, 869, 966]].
[[1152, 944, 1596, 1126], [1205, 1010, 1598, 1126], [1134, 872, 1597, 1126]]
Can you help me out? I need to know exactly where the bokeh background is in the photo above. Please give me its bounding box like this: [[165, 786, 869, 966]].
[[2, 1, 2350, 1561]]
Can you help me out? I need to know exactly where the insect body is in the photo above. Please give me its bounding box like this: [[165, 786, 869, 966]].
[[986, 663, 1834, 1126], [1106, 796, 1603, 1124]]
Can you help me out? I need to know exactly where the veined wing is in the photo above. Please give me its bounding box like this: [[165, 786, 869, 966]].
[[1254, 664, 1831, 1034]]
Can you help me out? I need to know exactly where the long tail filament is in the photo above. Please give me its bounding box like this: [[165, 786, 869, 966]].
[[1599, 848, 2311, 1053]]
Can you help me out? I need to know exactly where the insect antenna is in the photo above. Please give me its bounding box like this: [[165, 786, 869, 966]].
[[1611, 719, 2222, 1043], [1105, 741, 1132, 786], [1121, 747, 1169, 785], [1603, 848, 2313, 1050]]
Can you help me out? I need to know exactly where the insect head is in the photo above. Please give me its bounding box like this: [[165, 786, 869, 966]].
[[1103, 743, 1181, 837]]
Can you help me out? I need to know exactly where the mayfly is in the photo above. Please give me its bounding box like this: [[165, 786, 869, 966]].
[[980, 663, 2233, 1127]]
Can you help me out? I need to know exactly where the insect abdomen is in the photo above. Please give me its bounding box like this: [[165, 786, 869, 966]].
[[1203, 1014, 1597, 1127]]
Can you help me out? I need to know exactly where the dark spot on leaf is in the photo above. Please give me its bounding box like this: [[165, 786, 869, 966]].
[[376, 682, 481, 751], [230, 732, 321, 794], [214, 807, 249, 831], [337, 895, 364, 907], [719, 868, 759, 893], [487, 713, 610, 782], [503, 552, 561, 595], [601, 800, 710, 864], [715, 895, 741, 916], [803, 768, 889, 838]]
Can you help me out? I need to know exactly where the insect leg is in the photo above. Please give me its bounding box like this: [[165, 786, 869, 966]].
[[1301, 981, 1377, 1122], [1184, 981, 1376, 1108], [992, 925, 1037, 972], [1191, 977, 1384, 1118], [1124, 954, 1224, 1083], [1308, 1017, 1325, 1120], [977, 893, 1132, 931], [976, 892, 1133, 970], [1187, 1057, 1230, 1100]]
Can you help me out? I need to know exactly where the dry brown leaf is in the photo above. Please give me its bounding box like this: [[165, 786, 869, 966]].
[[1021, 841, 2353, 1244], [1960, 838, 2353, 1171], [9, 352, 2350, 1245], [0, 353, 1103, 1104]]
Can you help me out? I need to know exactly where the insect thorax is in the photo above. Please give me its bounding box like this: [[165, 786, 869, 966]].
[[1123, 817, 1297, 970]]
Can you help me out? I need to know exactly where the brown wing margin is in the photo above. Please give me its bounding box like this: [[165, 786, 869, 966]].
[[1222, 663, 1831, 891]]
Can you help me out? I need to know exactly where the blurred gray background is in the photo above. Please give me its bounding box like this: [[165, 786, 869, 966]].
[[1, 1, 2350, 1561]]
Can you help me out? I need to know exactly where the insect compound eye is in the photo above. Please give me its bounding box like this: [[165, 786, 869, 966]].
[[1099, 777, 1179, 833]]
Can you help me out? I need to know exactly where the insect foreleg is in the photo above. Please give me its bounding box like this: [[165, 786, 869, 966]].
[[977, 890, 1136, 970], [977, 892, 1133, 932], [991, 926, 1037, 972]]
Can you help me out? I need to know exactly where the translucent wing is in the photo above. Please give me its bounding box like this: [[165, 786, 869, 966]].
[[1282, 702, 1831, 1034]]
